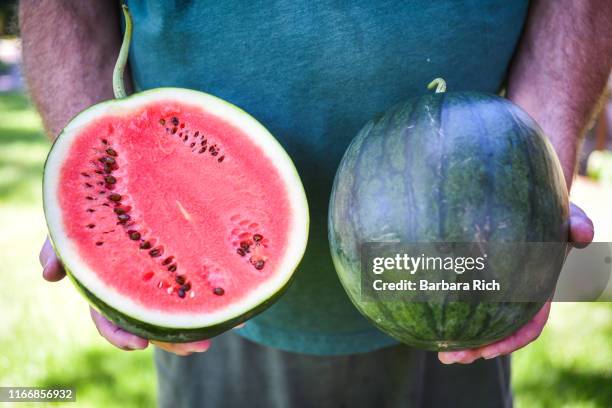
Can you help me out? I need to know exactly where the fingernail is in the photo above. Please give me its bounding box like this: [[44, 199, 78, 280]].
[[440, 351, 464, 364], [190, 340, 210, 353], [571, 216, 594, 232], [42, 260, 52, 279], [127, 338, 148, 350], [483, 352, 500, 360]]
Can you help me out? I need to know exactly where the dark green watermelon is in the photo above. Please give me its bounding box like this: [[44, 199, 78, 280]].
[[328, 79, 569, 351]]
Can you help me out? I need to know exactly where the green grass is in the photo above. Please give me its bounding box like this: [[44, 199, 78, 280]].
[[0, 92, 610, 407], [513, 303, 612, 408]]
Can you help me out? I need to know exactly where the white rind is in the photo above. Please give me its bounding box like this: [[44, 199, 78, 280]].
[[44, 88, 309, 329]]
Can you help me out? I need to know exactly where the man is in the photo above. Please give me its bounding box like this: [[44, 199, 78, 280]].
[[21, 0, 610, 406]]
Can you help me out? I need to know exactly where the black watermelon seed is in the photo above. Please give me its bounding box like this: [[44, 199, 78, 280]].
[[99, 156, 116, 165], [253, 234, 263, 242], [108, 193, 122, 202], [128, 231, 141, 240], [198, 147, 206, 154], [114, 207, 125, 215], [162, 256, 174, 266], [101, 139, 108, 145], [171, 127, 178, 134], [177, 288, 186, 298], [140, 241, 152, 250], [167, 264, 177, 272], [105, 148, 117, 157], [194, 131, 199, 137], [171, 117, 179, 126], [149, 248, 161, 257], [182, 282, 191, 292], [104, 175, 116, 184], [218, 155, 224, 162], [86, 223, 95, 229], [81, 172, 90, 177], [255, 260, 265, 270], [84, 182, 93, 188], [95, 241, 104, 246], [117, 213, 131, 223], [190, 142, 195, 148], [175, 275, 185, 285], [213, 287, 225, 296], [159, 118, 166, 125], [240, 241, 250, 250], [211, 150, 218, 156], [237, 248, 246, 256]]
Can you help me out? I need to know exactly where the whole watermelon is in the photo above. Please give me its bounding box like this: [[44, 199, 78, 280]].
[[328, 79, 569, 351]]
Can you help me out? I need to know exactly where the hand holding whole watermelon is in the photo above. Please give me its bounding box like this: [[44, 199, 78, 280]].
[[329, 78, 594, 362], [439, 203, 592, 363]]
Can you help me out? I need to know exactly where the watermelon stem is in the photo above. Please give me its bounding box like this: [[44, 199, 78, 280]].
[[427, 78, 447, 94], [113, 4, 132, 99]]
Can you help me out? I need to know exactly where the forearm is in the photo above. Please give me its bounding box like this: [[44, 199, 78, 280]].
[[507, 0, 612, 187], [20, 0, 123, 139]]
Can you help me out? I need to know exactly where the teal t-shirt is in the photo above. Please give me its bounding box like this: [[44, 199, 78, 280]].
[[126, 0, 529, 355]]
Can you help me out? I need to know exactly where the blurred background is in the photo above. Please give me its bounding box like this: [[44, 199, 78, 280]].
[[0, 4, 611, 408]]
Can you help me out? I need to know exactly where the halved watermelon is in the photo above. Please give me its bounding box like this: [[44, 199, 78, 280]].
[[42, 6, 308, 342]]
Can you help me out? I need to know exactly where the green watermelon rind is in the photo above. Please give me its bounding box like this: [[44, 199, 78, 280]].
[[64, 261, 294, 343], [330, 249, 545, 351], [329, 90, 569, 351]]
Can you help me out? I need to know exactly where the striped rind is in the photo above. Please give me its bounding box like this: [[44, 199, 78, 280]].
[[329, 92, 569, 351]]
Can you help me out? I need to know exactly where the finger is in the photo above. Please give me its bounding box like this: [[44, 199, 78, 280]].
[[151, 339, 211, 356], [233, 322, 246, 329], [438, 349, 480, 365], [90, 308, 149, 351], [568, 204, 594, 248], [439, 302, 551, 364], [478, 302, 551, 359], [40, 239, 66, 282]]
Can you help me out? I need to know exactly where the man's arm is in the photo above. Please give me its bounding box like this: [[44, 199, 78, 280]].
[[20, 0, 121, 139], [439, 0, 611, 364], [507, 0, 612, 185]]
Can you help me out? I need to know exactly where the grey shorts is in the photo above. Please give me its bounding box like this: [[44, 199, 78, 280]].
[[155, 332, 512, 408]]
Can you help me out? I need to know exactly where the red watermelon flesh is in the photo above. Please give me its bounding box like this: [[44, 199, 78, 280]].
[[43, 89, 309, 340]]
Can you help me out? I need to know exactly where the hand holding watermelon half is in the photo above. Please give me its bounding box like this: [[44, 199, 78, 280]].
[[41, 5, 309, 351], [329, 78, 593, 359]]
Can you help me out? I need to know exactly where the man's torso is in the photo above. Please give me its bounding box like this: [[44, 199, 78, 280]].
[[127, 0, 529, 354]]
